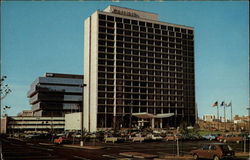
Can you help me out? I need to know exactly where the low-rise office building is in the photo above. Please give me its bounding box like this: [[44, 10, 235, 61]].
[[3, 116, 65, 134], [203, 114, 216, 122], [17, 110, 34, 117], [27, 73, 83, 117]]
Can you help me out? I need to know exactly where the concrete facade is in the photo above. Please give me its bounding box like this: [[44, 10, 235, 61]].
[[65, 112, 81, 131], [84, 6, 195, 132], [6, 116, 65, 133]]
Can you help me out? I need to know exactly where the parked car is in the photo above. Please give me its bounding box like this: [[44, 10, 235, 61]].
[[25, 134, 40, 139], [146, 133, 163, 141], [216, 135, 225, 142], [72, 133, 81, 138], [54, 136, 71, 144], [203, 134, 219, 141], [191, 143, 235, 160], [221, 134, 243, 143], [182, 133, 203, 141], [164, 134, 182, 141]]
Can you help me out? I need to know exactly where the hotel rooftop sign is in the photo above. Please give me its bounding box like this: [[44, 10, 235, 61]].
[[104, 5, 159, 21]]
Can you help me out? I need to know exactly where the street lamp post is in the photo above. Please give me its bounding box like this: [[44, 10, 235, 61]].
[[247, 107, 250, 160]]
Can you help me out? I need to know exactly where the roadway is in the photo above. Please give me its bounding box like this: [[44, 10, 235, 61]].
[[0, 137, 249, 160]]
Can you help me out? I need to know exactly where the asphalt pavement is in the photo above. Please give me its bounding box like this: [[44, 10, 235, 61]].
[[0, 137, 249, 160]]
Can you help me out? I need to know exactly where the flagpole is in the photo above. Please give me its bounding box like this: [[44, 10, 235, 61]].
[[224, 105, 226, 131], [231, 101, 233, 122], [217, 105, 219, 130]]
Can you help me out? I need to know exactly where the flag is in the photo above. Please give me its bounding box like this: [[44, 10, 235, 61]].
[[212, 101, 218, 107], [220, 101, 224, 106], [227, 102, 232, 107], [4, 106, 11, 109]]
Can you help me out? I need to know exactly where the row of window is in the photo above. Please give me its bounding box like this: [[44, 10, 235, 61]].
[[100, 70, 184, 78], [97, 74, 188, 81], [99, 43, 192, 51], [99, 33, 193, 43], [99, 26, 194, 40], [98, 80, 184, 88], [98, 86, 184, 93], [98, 93, 183, 99], [98, 45, 194, 54], [98, 66, 194, 75], [97, 86, 195, 95], [98, 78, 193, 86], [98, 51, 194, 60], [97, 74, 194, 81], [98, 14, 194, 35], [98, 60, 194, 69], [97, 52, 194, 62], [97, 99, 184, 107], [99, 39, 193, 47], [102, 61, 193, 68], [98, 65, 184, 73]]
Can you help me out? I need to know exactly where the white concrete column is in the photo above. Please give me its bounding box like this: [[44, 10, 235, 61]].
[[151, 118, 155, 129], [160, 118, 163, 128]]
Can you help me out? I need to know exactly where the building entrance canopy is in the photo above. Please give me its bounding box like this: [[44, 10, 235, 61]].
[[132, 112, 174, 119]]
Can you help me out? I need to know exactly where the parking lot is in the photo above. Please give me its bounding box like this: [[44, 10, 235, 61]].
[[1, 135, 249, 160]]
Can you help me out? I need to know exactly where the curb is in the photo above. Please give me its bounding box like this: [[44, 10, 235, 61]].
[[63, 145, 105, 150]]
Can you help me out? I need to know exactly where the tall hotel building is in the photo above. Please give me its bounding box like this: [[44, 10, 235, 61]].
[[84, 6, 195, 132]]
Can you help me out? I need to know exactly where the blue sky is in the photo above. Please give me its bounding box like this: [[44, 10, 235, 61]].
[[1, 1, 249, 118]]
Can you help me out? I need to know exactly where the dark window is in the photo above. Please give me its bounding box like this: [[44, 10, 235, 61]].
[[175, 27, 180, 32], [161, 25, 167, 30], [133, 25, 139, 30], [154, 24, 160, 28], [181, 28, 187, 33], [107, 35, 114, 40], [99, 21, 106, 26], [132, 20, 138, 25], [139, 21, 145, 26], [99, 34, 106, 39], [140, 27, 146, 32], [162, 30, 168, 35], [125, 24, 131, 29], [133, 32, 139, 36], [107, 16, 114, 21], [117, 23, 123, 28], [155, 29, 161, 34], [188, 30, 193, 34], [115, 17, 122, 22], [169, 31, 174, 36], [148, 28, 153, 33], [124, 19, 130, 24], [125, 37, 131, 42], [168, 26, 173, 31], [107, 22, 114, 27], [99, 14, 106, 20], [146, 22, 152, 27]]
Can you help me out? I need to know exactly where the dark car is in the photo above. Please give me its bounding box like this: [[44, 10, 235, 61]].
[[191, 143, 234, 160]]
